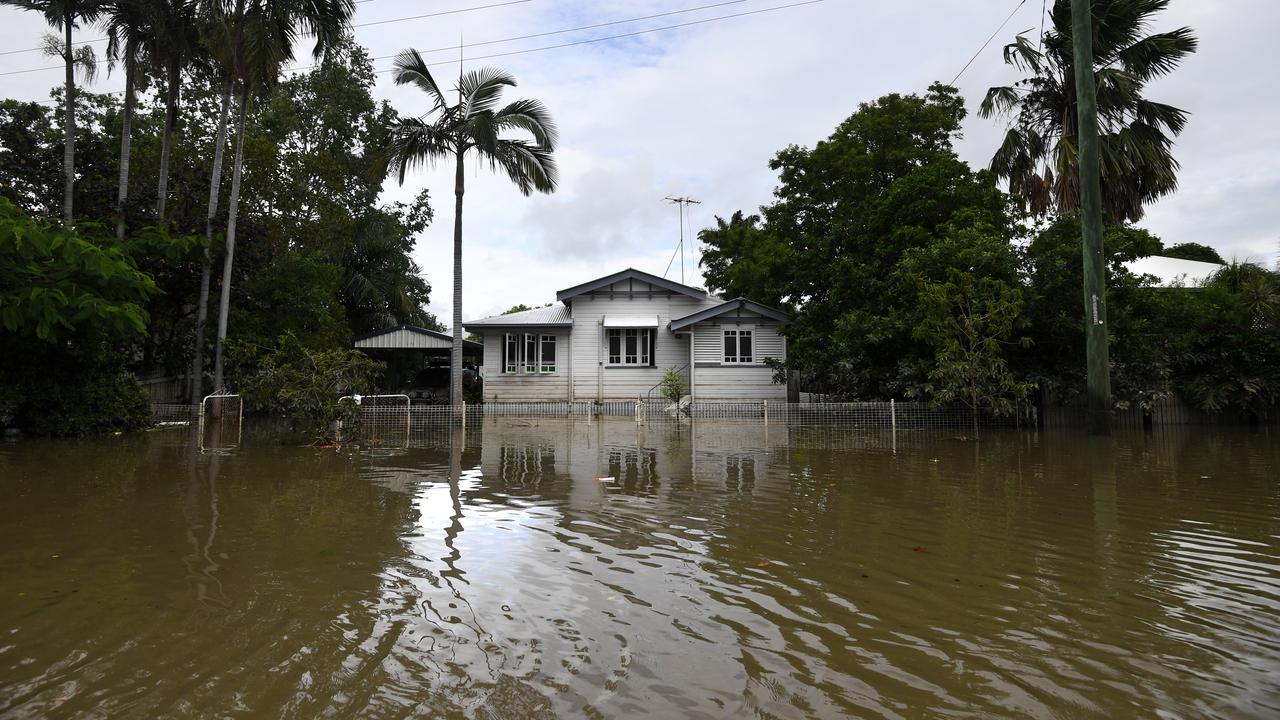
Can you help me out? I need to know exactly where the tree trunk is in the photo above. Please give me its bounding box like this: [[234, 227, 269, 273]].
[[189, 78, 234, 405], [115, 52, 136, 242], [451, 146, 465, 409], [156, 60, 181, 222], [212, 84, 250, 392], [62, 14, 75, 224]]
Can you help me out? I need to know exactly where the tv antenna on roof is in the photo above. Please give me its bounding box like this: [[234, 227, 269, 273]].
[[664, 196, 701, 284]]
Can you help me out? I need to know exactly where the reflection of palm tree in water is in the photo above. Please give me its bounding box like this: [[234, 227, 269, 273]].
[[419, 428, 499, 678], [183, 453, 229, 608]]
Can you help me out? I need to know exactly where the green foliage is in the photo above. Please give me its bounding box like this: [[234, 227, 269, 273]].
[[0, 197, 182, 341], [1163, 242, 1225, 264], [235, 333, 385, 441], [698, 211, 791, 307], [1175, 264, 1280, 416], [660, 367, 688, 404], [914, 269, 1032, 426], [980, 0, 1197, 223], [0, 333, 152, 437], [702, 84, 1022, 400]]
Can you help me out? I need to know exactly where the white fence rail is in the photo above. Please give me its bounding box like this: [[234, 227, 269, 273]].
[[346, 400, 1023, 436]]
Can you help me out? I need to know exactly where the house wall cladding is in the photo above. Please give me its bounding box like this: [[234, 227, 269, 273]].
[[569, 284, 711, 401], [481, 328, 571, 402], [691, 322, 786, 400]]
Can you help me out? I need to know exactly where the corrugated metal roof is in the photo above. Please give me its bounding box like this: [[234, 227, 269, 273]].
[[1124, 256, 1225, 287], [464, 304, 572, 327]]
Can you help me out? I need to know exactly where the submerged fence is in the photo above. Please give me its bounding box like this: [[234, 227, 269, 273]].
[[344, 399, 1023, 435]]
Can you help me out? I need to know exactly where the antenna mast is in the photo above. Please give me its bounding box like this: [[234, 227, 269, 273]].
[[665, 196, 701, 284]]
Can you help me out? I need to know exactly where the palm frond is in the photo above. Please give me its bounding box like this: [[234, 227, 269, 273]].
[[385, 117, 455, 185], [391, 49, 447, 112], [493, 97, 558, 148], [488, 138, 557, 196], [1118, 27, 1198, 79], [458, 66, 515, 118]]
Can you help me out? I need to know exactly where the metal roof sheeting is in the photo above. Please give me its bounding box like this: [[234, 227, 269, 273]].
[[464, 304, 573, 328], [1124, 256, 1226, 287]]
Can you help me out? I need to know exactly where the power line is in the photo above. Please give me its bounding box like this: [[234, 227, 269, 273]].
[[3, 0, 749, 78], [286, 0, 749, 74], [0, 0, 521, 60], [15, 0, 823, 103], [373, 0, 824, 75], [949, 0, 1027, 85]]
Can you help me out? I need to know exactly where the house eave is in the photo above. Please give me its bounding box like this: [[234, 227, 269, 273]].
[[669, 298, 790, 332], [555, 267, 707, 302]]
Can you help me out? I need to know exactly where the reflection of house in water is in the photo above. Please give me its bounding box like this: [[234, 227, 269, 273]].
[[474, 417, 788, 500]]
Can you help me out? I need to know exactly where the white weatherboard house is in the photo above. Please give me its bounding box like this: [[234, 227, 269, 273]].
[[463, 268, 790, 402]]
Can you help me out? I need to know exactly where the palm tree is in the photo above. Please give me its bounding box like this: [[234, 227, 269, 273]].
[[385, 51, 558, 407], [3, 1, 107, 223], [340, 210, 436, 332], [980, 0, 1197, 223], [188, 0, 241, 403], [151, 0, 201, 222], [208, 0, 355, 392], [103, 0, 148, 240]]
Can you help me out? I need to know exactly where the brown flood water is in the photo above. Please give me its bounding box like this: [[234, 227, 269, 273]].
[[1, 419, 1278, 719]]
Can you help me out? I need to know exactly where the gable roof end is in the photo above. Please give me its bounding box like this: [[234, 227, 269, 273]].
[[669, 298, 790, 332], [351, 324, 484, 351], [556, 267, 708, 302]]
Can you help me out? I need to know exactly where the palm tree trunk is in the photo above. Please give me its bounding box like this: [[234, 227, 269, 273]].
[[156, 60, 181, 222], [62, 13, 75, 224], [115, 52, 136, 242], [212, 84, 250, 392], [189, 78, 234, 405], [451, 146, 465, 409]]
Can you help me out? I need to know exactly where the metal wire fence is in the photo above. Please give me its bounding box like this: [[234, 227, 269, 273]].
[[341, 399, 1024, 445], [150, 403, 199, 423]]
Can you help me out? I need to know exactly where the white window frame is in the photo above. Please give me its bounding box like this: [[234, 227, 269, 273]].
[[606, 328, 653, 367], [723, 327, 754, 364], [503, 332, 557, 374]]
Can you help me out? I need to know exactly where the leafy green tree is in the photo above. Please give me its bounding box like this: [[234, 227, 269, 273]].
[[385, 50, 559, 407], [0, 198, 194, 435], [1177, 264, 1280, 418], [234, 331, 383, 441], [698, 211, 790, 307], [980, 0, 1197, 223], [339, 198, 441, 333], [701, 84, 1021, 399], [914, 268, 1032, 437], [1162, 242, 1225, 264], [1, 0, 107, 223]]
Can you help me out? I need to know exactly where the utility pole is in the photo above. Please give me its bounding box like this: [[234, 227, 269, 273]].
[[665, 196, 701, 284], [1071, 0, 1111, 435]]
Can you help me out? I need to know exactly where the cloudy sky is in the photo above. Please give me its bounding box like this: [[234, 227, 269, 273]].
[[2, 0, 1277, 326]]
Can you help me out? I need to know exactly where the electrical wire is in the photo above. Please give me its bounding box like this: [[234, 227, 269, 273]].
[[0, 0, 523, 59], [12, 0, 822, 104], [949, 0, 1027, 85]]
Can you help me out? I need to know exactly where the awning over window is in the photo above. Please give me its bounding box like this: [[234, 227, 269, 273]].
[[603, 315, 660, 328]]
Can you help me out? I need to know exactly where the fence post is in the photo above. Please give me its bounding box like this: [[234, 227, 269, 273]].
[[461, 401, 467, 431], [890, 398, 897, 454], [763, 400, 768, 426]]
